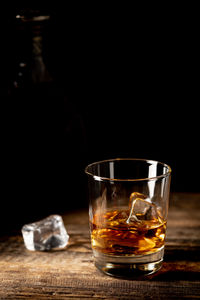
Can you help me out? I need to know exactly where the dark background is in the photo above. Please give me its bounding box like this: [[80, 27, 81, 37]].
[[1, 6, 199, 232]]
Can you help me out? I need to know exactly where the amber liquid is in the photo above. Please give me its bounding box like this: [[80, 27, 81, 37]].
[[91, 209, 166, 256]]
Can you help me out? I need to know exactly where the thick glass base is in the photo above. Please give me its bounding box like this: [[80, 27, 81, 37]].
[[93, 247, 164, 278]]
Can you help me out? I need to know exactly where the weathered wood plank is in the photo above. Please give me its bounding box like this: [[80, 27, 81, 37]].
[[0, 193, 199, 299], [0, 261, 199, 299]]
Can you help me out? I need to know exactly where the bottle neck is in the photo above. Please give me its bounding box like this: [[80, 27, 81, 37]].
[[13, 15, 52, 88]]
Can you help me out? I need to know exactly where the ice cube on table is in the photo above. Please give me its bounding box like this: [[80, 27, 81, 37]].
[[126, 192, 159, 223], [22, 215, 69, 251]]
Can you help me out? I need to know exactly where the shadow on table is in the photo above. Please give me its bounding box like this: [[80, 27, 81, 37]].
[[164, 245, 200, 262], [149, 245, 200, 282]]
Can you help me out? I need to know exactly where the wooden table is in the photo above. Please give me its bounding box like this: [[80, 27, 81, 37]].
[[0, 193, 199, 299]]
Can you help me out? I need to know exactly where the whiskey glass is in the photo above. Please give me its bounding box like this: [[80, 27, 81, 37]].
[[85, 158, 171, 278]]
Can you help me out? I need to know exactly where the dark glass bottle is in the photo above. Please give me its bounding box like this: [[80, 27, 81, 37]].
[[4, 9, 63, 230], [3, 8, 87, 234], [8, 9, 53, 97]]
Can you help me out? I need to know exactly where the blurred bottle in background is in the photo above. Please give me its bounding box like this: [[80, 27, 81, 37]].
[[9, 11, 52, 93], [2, 7, 87, 233]]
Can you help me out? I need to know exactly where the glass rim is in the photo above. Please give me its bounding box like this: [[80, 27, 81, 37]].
[[85, 158, 172, 182]]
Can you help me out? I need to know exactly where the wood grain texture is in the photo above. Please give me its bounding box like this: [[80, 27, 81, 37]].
[[0, 193, 199, 299]]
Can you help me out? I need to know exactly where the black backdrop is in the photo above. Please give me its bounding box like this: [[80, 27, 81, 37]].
[[2, 7, 199, 232]]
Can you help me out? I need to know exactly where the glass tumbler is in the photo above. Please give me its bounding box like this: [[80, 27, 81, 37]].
[[85, 158, 171, 278]]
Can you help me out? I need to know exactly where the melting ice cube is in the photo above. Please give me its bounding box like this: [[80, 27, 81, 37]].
[[22, 215, 69, 251], [126, 192, 160, 224]]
